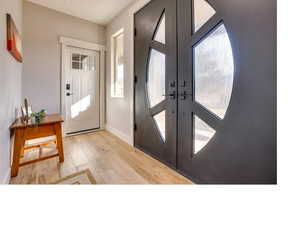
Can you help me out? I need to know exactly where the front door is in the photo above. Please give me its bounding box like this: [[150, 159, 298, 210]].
[[134, 0, 276, 184], [64, 47, 100, 135], [134, 0, 177, 167]]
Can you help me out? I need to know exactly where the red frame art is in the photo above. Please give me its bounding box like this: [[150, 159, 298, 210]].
[[7, 14, 22, 63]]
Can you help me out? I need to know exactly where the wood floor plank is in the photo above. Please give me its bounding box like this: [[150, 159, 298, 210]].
[[10, 131, 193, 184]]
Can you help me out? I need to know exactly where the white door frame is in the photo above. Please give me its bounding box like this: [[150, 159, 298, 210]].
[[60, 36, 106, 136]]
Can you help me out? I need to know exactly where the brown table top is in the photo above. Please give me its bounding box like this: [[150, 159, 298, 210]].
[[10, 114, 64, 130]]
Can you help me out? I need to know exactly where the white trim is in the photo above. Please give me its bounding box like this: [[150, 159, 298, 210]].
[[59, 36, 106, 51], [106, 125, 133, 145], [110, 28, 125, 98], [1, 168, 11, 184], [60, 37, 106, 136], [99, 50, 106, 129], [112, 28, 124, 38]]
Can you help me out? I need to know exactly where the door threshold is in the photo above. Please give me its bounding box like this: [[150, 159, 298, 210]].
[[134, 144, 197, 184], [65, 127, 102, 137]]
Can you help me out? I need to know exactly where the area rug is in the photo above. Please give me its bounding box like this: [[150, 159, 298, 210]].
[[53, 169, 97, 184]]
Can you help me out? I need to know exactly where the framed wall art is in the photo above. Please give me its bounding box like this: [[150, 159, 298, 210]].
[[6, 14, 22, 63]]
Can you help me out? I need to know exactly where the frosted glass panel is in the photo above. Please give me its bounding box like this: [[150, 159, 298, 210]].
[[81, 55, 88, 71], [89, 55, 96, 71], [153, 13, 165, 44], [147, 49, 166, 107], [193, 0, 216, 33], [154, 111, 166, 141], [194, 115, 216, 154], [194, 24, 234, 119]]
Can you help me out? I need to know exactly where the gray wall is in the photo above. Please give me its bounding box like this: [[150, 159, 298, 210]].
[[106, 0, 150, 144], [0, 0, 23, 184], [22, 2, 106, 114], [106, 9, 133, 143]]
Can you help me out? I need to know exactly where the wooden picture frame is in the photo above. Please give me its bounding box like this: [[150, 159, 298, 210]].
[[21, 106, 32, 119], [6, 14, 22, 63]]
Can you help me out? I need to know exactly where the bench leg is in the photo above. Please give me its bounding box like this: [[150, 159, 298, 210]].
[[54, 123, 64, 163], [11, 129, 25, 177]]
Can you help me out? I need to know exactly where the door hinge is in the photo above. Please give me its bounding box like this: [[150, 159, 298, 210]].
[[134, 28, 137, 37], [134, 124, 137, 131], [134, 75, 138, 83]]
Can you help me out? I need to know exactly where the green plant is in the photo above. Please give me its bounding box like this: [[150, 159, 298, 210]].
[[31, 109, 46, 124]]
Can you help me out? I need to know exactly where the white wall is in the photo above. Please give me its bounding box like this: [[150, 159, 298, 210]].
[[0, 0, 23, 184], [105, 0, 150, 145], [22, 2, 106, 114]]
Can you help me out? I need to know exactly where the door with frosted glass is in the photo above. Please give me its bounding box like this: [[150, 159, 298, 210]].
[[134, 0, 177, 166], [177, 0, 276, 183], [134, 0, 276, 184]]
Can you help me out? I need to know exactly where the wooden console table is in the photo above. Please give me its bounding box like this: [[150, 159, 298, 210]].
[[10, 114, 64, 177]]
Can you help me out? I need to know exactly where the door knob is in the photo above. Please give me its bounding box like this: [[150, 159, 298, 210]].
[[163, 91, 176, 99], [180, 81, 186, 87], [169, 81, 176, 88], [179, 91, 192, 100]]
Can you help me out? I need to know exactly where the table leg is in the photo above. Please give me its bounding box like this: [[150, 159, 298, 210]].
[[20, 145, 25, 158], [54, 123, 64, 162], [11, 128, 25, 177]]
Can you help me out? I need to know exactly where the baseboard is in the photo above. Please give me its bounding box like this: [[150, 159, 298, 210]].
[[1, 168, 11, 185], [105, 124, 133, 146]]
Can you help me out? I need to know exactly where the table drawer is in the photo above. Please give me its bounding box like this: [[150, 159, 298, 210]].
[[24, 124, 56, 140]]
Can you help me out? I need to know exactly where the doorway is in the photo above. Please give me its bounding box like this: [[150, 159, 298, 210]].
[[60, 37, 106, 135], [64, 46, 100, 134], [134, 0, 276, 184]]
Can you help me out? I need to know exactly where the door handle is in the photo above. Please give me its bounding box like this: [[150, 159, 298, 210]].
[[66, 93, 74, 96], [179, 91, 192, 100], [163, 91, 176, 100], [66, 83, 71, 90]]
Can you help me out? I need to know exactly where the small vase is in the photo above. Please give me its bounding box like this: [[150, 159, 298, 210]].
[[34, 116, 41, 124]]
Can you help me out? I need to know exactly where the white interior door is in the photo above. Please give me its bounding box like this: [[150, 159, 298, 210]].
[[64, 46, 100, 134]]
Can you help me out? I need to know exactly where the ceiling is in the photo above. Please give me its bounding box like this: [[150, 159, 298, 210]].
[[26, 0, 139, 25]]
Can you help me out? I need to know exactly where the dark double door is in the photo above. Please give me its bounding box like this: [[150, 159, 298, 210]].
[[134, 0, 276, 184]]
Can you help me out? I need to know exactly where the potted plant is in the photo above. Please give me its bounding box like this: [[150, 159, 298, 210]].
[[31, 109, 46, 124]]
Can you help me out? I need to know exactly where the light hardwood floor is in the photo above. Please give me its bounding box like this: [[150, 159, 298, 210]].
[[10, 131, 193, 184]]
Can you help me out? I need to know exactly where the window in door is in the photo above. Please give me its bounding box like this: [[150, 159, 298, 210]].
[[193, 23, 234, 119], [111, 29, 124, 98], [192, 3, 234, 153], [193, 0, 216, 33], [193, 114, 216, 154], [147, 11, 167, 143], [72, 53, 95, 71], [154, 110, 166, 142], [153, 12, 165, 44], [147, 48, 166, 108], [72, 53, 82, 70]]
